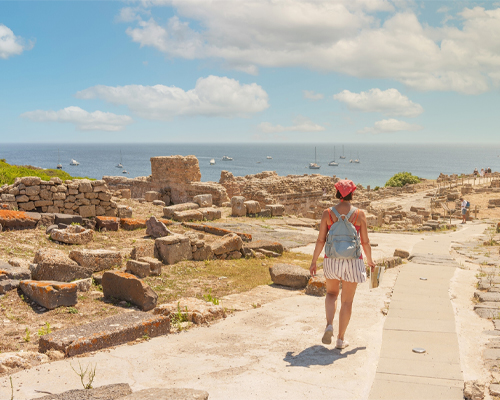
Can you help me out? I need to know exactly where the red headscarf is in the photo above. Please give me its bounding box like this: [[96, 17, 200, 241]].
[[335, 179, 356, 198]]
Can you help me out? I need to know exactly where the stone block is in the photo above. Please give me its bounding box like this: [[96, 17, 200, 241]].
[[192, 245, 214, 261], [138, 257, 162, 276], [121, 218, 147, 231], [78, 205, 96, 218], [199, 207, 222, 221], [269, 264, 310, 288], [393, 249, 410, 259], [126, 260, 152, 279], [231, 196, 246, 217], [16, 194, 29, 203], [96, 216, 120, 231], [54, 213, 83, 225], [193, 194, 213, 208], [98, 192, 112, 201], [145, 191, 161, 202], [19, 280, 77, 310], [50, 225, 93, 245], [211, 233, 243, 256], [69, 249, 122, 272], [78, 180, 93, 193], [264, 205, 284, 217], [257, 209, 272, 218], [163, 202, 199, 219], [38, 312, 169, 356], [0, 210, 40, 230], [121, 189, 131, 199], [73, 278, 92, 292], [243, 240, 284, 255], [0, 261, 31, 280], [173, 209, 203, 222], [131, 239, 156, 260], [306, 275, 326, 296], [120, 388, 209, 400], [154, 297, 225, 325], [146, 216, 172, 238], [117, 205, 133, 218], [102, 271, 158, 311], [32, 248, 93, 282], [153, 200, 165, 207], [244, 200, 261, 215], [0, 279, 20, 294], [20, 176, 41, 186], [155, 234, 192, 265]]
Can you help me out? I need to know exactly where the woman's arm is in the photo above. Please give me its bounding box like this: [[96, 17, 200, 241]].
[[357, 210, 375, 269], [309, 209, 330, 276]]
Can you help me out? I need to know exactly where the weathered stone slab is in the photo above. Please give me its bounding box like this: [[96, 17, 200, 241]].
[[474, 291, 500, 303], [269, 264, 310, 288], [34, 383, 132, 400], [146, 216, 172, 238], [0, 261, 31, 280], [408, 253, 457, 267], [243, 240, 284, 255], [73, 278, 92, 292], [244, 200, 261, 215], [474, 302, 500, 319], [121, 218, 147, 231], [192, 245, 214, 261], [50, 225, 93, 245], [144, 191, 161, 202], [39, 311, 169, 356], [231, 196, 246, 217], [172, 209, 203, 222], [163, 203, 199, 219], [154, 297, 225, 324], [32, 249, 93, 282], [306, 274, 326, 296], [117, 205, 133, 218], [0, 279, 20, 294], [54, 213, 83, 225], [393, 249, 410, 258], [0, 351, 49, 375], [120, 388, 209, 400], [155, 235, 192, 265], [102, 271, 157, 311], [257, 209, 272, 218], [193, 194, 212, 208], [376, 256, 402, 269], [265, 204, 285, 217], [211, 233, 243, 256], [96, 216, 120, 231], [69, 249, 122, 272], [0, 210, 40, 230], [126, 260, 151, 279], [137, 257, 162, 276], [198, 207, 221, 221], [20, 280, 77, 309], [131, 239, 156, 260]]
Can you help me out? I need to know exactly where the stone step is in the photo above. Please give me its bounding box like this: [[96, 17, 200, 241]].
[[474, 291, 500, 302], [39, 311, 170, 356]]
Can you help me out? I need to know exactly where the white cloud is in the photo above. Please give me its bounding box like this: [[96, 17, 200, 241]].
[[122, 2, 500, 94], [258, 116, 325, 133], [76, 75, 269, 120], [303, 90, 324, 101], [358, 118, 423, 134], [20, 107, 133, 132], [334, 88, 423, 117], [0, 24, 33, 59]]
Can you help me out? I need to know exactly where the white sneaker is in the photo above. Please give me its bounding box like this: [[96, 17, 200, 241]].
[[336, 338, 349, 349], [322, 325, 333, 345]]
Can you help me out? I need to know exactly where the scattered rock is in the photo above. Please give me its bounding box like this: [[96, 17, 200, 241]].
[[120, 218, 147, 230], [96, 216, 120, 231], [32, 249, 92, 282], [211, 233, 243, 256], [244, 240, 284, 255], [0, 279, 20, 294], [19, 280, 77, 309], [126, 260, 152, 279], [0, 210, 40, 230], [145, 191, 161, 202], [50, 225, 93, 245], [393, 249, 410, 259], [73, 278, 92, 292], [155, 234, 192, 265], [163, 203, 199, 219], [172, 209, 204, 222], [193, 194, 213, 208], [120, 388, 209, 400], [146, 216, 172, 238], [45, 350, 65, 361], [131, 239, 157, 260], [228, 250, 242, 260], [198, 207, 222, 221], [34, 384, 133, 400], [231, 196, 246, 217], [117, 205, 133, 218], [306, 274, 326, 296], [69, 249, 122, 272], [0, 261, 31, 280], [0, 351, 49, 374], [154, 297, 225, 324], [152, 200, 165, 207], [102, 271, 158, 311], [54, 213, 83, 226], [463, 380, 485, 400], [269, 264, 310, 288], [244, 200, 261, 215], [266, 204, 285, 217], [137, 257, 162, 276], [45, 224, 58, 234]]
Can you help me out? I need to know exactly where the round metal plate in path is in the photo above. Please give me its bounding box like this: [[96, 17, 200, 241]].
[[413, 347, 426, 354], [420, 277, 427, 280]]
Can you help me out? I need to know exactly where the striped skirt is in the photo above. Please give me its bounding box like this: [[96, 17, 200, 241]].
[[323, 258, 367, 283]]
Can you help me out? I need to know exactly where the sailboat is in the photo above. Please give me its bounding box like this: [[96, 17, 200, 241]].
[[328, 146, 339, 166], [70, 159, 79, 166], [309, 147, 320, 169], [56, 150, 62, 170], [354, 152, 360, 163], [340, 145, 346, 159], [349, 152, 353, 163], [116, 150, 123, 168], [210, 158, 216, 165]]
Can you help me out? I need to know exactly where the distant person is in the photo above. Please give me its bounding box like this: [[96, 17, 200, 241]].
[[474, 168, 478, 177], [309, 179, 375, 349], [480, 168, 485, 178], [460, 197, 468, 224], [488, 167, 492, 174]]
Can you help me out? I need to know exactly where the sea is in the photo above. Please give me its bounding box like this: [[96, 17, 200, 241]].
[[2, 143, 499, 188]]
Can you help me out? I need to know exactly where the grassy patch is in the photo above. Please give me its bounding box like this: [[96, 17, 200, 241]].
[[0, 159, 87, 185]]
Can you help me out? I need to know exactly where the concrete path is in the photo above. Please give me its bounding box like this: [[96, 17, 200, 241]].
[[369, 222, 487, 400]]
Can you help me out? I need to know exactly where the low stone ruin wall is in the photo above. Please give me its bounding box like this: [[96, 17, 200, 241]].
[[0, 177, 116, 217]]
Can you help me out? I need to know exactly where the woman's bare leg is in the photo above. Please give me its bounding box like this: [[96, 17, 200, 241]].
[[338, 281, 358, 340], [325, 279, 340, 326]]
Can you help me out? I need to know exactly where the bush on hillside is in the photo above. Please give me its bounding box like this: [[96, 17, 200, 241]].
[[384, 172, 421, 188], [0, 159, 84, 185]]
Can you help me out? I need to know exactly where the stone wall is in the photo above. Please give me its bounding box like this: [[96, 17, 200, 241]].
[[151, 155, 201, 184], [0, 177, 116, 217]]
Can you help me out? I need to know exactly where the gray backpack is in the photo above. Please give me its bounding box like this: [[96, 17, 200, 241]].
[[324, 206, 362, 259]]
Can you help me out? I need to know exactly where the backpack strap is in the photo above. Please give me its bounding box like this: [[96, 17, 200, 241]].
[[345, 206, 358, 220], [327, 208, 334, 225], [330, 207, 342, 219]]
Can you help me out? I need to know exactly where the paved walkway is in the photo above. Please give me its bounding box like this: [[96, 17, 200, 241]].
[[369, 223, 487, 400]]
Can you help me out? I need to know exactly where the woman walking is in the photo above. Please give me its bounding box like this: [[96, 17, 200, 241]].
[[309, 179, 375, 349]]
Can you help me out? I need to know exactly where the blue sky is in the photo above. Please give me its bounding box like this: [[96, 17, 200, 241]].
[[1, 0, 500, 143]]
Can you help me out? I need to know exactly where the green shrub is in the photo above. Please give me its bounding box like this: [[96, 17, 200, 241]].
[[385, 172, 421, 187], [0, 159, 86, 185]]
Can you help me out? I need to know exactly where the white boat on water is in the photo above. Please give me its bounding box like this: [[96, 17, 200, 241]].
[[122, 170, 128, 174], [57, 150, 62, 169], [354, 152, 360, 163], [309, 147, 320, 169], [340, 145, 346, 159], [116, 150, 123, 168], [70, 159, 79, 166], [222, 156, 233, 161], [267, 156, 272, 159], [328, 146, 339, 166], [210, 158, 216, 165]]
